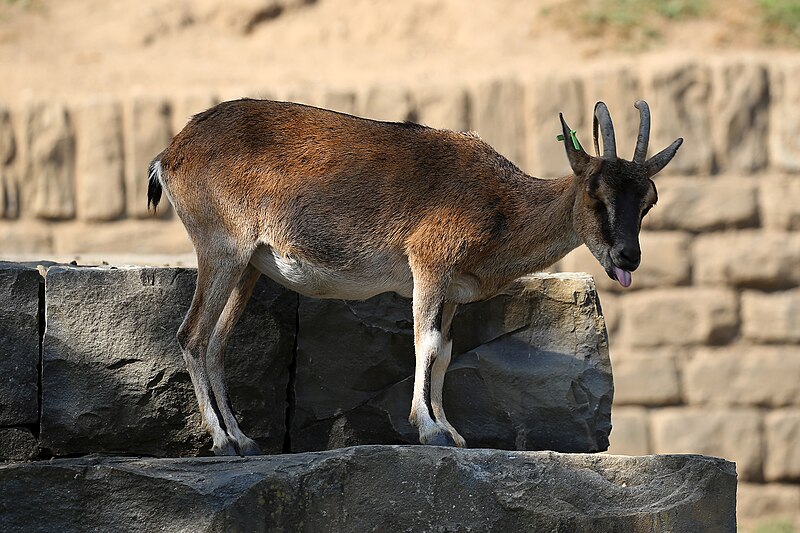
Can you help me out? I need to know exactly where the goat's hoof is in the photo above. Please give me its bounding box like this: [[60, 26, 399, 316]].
[[426, 431, 458, 447], [211, 439, 238, 456], [237, 437, 262, 456]]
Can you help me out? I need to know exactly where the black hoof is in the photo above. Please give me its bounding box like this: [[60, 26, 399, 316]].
[[427, 432, 458, 447]]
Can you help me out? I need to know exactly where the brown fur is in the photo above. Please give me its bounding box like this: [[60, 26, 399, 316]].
[[150, 98, 681, 453]]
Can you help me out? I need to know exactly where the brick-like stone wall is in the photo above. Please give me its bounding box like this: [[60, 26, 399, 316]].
[[1, 56, 799, 524]]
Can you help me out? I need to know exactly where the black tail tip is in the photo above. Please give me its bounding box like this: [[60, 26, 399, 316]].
[[147, 158, 163, 213]]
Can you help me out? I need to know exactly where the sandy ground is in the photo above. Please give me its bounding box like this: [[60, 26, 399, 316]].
[[0, 0, 796, 102]]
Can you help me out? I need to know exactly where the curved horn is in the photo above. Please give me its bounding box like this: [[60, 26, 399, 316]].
[[633, 100, 651, 163], [593, 101, 617, 161], [645, 138, 683, 177]]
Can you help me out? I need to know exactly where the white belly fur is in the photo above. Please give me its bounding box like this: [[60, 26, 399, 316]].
[[250, 246, 415, 300]]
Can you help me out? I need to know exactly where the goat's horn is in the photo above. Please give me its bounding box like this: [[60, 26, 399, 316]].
[[646, 138, 683, 177], [633, 100, 651, 163], [593, 101, 617, 161]]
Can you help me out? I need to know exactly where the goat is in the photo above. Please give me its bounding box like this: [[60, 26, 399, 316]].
[[147, 97, 681, 455]]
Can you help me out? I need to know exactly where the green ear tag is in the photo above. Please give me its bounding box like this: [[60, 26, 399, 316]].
[[556, 130, 582, 151]]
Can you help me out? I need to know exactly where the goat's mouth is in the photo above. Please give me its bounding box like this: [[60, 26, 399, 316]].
[[611, 266, 632, 288]]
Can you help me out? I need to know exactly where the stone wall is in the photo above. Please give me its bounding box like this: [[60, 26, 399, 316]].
[[1, 55, 799, 525]]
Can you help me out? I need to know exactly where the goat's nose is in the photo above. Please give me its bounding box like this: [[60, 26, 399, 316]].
[[612, 244, 641, 270]]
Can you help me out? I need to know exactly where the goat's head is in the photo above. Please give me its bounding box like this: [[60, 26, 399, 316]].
[[560, 100, 682, 288]]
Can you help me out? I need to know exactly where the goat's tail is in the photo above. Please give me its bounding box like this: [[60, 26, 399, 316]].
[[147, 152, 164, 213]]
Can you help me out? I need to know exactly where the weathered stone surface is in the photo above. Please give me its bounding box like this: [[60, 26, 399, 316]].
[[74, 97, 126, 221], [524, 74, 583, 177], [0, 446, 737, 533], [764, 409, 800, 482], [769, 59, 800, 172], [52, 219, 194, 255], [0, 106, 14, 166], [0, 428, 38, 461], [123, 95, 172, 218], [0, 262, 41, 426], [292, 274, 613, 453], [645, 61, 713, 175], [560, 232, 691, 291], [683, 347, 800, 407], [651, 407, 762, 481], [619, 288, 738, 347], [23, 101, 76, 219], [643, 177, 759, 232], [607, 406, 650, 456], [0, 165, 19, 219], [474, 78, 527, 170], [760, 176, 800, 230], [612, 355, 681, 406], [711, 60, 769, 173], [742, 289, 800, 343], [413, 85, 469, 131], [362, 85, 414, 122], [40, 266, 296, 457], [693, 231, 800, 289]]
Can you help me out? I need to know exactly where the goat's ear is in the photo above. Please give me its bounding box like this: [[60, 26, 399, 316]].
[[559, 113, 591, 175], [645, 137, 683, 177]]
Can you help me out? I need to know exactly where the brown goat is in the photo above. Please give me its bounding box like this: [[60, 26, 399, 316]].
[[148, 98, 681, 454]]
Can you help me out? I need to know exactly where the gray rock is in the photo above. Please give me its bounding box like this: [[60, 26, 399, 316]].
[[0, 262, 41, 426], [0, 428, 39, 461], [0, 445, 737, 532], [40, 266, 296, 457], [292, 274, 612, 453]]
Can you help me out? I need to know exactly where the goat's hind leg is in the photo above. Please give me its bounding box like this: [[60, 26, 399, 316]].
[[205, 264, 262, 456], [429, 302, 466, 447], [178, 250, 248, 456]]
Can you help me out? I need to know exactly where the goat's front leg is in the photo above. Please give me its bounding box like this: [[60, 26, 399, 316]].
[[409, 275, 460, 447], [429, 301, 466, 447]]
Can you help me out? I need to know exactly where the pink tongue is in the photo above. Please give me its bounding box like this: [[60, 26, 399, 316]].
[[614, 267, 632, 288]]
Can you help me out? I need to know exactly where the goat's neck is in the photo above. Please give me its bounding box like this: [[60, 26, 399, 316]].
[[510, 173, 582, 273]]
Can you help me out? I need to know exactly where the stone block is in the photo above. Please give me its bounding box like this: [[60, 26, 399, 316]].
[[22, 101, 76, 219], [612, 354, 681, 406], [171, 92, 217, 134], [711, 60, 770, 173], [737, 482, 800, 522], [0, 428, 38, 461], [769, 59, 800, 172], [474, 78, 527, 170], [693, 231, 800, 289], [123, 95, 172, 218], [74, 97, 126, 221], [0, 221, 54, 255], [607, 406, 650, 456], [52, 219, 193, 255], [413, 85, 469, 131], [323, 89, 358, 115], [524, 74, 583, 177], [292, 274, 613, 453], [764, 410, 800, 482], [0, 446, 737, 533], [0, 105, 14, 166], [0, 262, 41, 426], [620, 288, 738, 347], [40, 266, 296, 457], [582, 64, 642, 160], [651, 407, 763, 481], [742, 289, 800, 343], [643, 177, 759, 232], [362, 85, 414, 122], [760, 176, 800, 230], [683, 346, 800, 407], [0, 106, 18, 219], [644, 61, 713, 175]]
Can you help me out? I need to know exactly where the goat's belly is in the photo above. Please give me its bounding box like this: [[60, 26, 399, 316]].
[[250, 246, 413, 300]]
